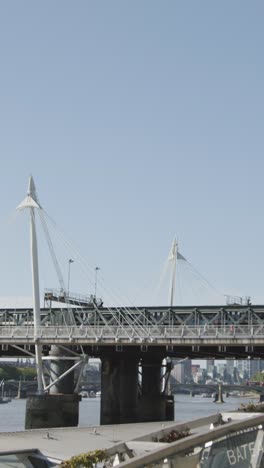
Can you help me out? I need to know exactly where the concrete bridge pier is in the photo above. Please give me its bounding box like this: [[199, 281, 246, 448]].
[[137, 355, 174, 422], [25, 345, 80, 429], [214, 383, 225, 404], [100, 353, 139, 425]]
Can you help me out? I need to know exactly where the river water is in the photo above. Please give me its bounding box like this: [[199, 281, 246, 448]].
[[0, 395, 258, 432]]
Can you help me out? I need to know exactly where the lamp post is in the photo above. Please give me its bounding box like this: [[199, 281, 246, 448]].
[[94, 266, 100, 299], [67, 259, 74, 296]]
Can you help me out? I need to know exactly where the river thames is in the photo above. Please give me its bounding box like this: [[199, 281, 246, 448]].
[[0, 394, 258, 432]]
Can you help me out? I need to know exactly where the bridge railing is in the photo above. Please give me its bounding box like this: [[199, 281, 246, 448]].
[[0, 324, 264, 343]]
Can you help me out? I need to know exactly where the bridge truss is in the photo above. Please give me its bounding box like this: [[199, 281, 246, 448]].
[[1, 304, 264, 359]]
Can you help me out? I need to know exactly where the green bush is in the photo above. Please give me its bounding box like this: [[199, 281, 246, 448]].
[[60, 449, 109, 468]]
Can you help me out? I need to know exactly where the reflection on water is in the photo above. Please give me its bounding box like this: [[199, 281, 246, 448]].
[[0, 394, 259, 432]]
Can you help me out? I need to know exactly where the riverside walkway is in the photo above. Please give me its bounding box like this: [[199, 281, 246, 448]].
[[1, 412, 264, 467]]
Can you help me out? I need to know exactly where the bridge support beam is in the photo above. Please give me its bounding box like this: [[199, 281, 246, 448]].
[[100, 353, 139, 425], [137, 355, 174, 422]]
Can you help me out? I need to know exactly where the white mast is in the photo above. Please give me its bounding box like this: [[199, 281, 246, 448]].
[[17, 176, 44, 394], [168, 238, 178, 307]]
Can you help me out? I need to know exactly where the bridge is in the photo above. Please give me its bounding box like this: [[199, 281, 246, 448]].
[[1, 304, 264, 359], [171, 382, 264, 405], [2, 176, 264, 431], [1, 302, 264, 428]]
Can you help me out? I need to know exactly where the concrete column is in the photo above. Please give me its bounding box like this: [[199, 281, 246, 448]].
[[214, 383, 225, 403], [100, 354, 139, 425], [49, 345, 74, 394], [138, 355, 167, 422], [141, 355, 162, 396]]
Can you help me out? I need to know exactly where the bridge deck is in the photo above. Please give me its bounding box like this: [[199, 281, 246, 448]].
[[1, 305, 264, 358], [0, 324, 263, 344]]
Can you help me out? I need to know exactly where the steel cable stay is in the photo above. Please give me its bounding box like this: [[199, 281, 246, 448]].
[[184, 258, 224, 302], [28, 181, 76, 335], [179, 259, 206, 305], [40, 210, 159, 339], [70, 293, 136, 341], [39, 212, 150, 341], [38, 212, 120, 338], [177, 257, 183, 306], [41, 209, 100, 290], [42, 208, 158, 334], [38, 211, 76, 335], [38, 210, 65, 293], [76, 290, 153, 341], [176, 257, 223, 305], [91, 274, 159, 336]]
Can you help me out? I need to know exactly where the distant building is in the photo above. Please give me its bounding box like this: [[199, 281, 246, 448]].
[[194, 371, 205, 384], [171, 359, 192, 383], [234, 359, 264, 380], [207, 359, 215, 377], [191, 364, 200, 376], [226, 360, 235, 374], [207, 359, 214, 368]]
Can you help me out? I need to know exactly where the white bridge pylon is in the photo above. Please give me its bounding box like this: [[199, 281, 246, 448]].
[[17, 176, 85, 396], [17, 176, 45, 394], [167, 238, 188, 307], [164, 237, 225, 307]]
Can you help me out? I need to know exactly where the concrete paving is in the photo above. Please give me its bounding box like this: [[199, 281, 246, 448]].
[[0, 420, 177, 461], [0, 412, 261, 464]]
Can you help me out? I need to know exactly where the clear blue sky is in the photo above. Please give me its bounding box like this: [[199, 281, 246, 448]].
[[0, 1, 264, 306]]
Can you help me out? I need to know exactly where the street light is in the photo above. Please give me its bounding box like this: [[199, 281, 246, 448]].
[[67, 259, 74, 296], [94, 266, 100, 299]]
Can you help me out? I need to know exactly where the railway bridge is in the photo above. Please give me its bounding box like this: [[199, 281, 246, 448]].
[[4, 176, 264, 429], [1, 302, 264, 428]]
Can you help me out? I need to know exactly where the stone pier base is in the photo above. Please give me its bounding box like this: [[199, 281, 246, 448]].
[[25, 394, 80, 429]]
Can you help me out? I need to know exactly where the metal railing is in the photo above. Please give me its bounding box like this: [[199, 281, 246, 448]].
[[0, 324, 264, 344], [44, 288, 103, 306]]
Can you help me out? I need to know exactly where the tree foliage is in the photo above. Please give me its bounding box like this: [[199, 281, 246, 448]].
[[0, 366, 37, 381], [251, 372, 264, 382]]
